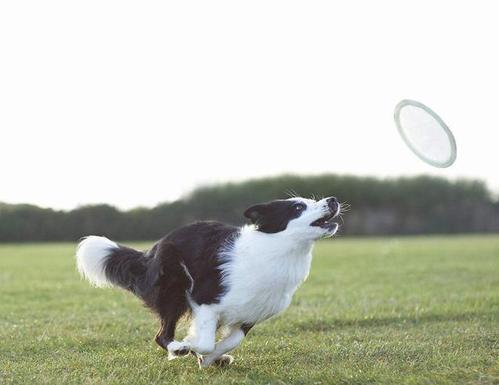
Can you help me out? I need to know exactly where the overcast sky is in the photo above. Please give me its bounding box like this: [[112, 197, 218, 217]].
[[1, 1, 498, 210]]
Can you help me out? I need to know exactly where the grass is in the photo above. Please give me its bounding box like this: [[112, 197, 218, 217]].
[[0, 235, 498, 385]]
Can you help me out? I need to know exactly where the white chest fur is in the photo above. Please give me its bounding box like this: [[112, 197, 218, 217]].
[[217, 226, 313, 326]]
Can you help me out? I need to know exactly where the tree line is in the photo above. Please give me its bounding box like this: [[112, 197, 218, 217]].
[[1, 174, 498, 242]]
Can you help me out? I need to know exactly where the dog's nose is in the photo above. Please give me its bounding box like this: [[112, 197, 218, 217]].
[[327, 197, 339, 213]]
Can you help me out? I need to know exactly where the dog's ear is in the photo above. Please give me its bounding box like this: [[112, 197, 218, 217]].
[[244, 203, 268, 224]]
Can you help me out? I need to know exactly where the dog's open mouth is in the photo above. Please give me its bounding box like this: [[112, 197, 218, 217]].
[[310, 212, 338, 230]]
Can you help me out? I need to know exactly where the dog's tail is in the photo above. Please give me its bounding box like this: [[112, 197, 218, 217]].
[[76, 236, 150, 294]]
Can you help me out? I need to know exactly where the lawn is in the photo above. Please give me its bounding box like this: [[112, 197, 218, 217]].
[[1, 235, 498, 385]]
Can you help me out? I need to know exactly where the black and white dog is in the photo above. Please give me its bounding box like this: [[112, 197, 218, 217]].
[[76, 196, 341, 367]]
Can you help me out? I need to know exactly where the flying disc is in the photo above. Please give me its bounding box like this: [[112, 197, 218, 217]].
[[394, 99, 457, 168]]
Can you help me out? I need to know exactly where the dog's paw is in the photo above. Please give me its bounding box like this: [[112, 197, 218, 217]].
[[214, 354, 234, 367], [166, 341, 191, 360], [199, 354, 234, 368]]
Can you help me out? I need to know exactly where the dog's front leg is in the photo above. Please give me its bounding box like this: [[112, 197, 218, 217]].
[[185, 305, 218, 357]]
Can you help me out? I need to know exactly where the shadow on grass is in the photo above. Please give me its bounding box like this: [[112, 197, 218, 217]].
[[292, 310, 495, 332]]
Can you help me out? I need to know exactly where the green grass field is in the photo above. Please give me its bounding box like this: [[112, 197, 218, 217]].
[[1, 235, 498, 385]]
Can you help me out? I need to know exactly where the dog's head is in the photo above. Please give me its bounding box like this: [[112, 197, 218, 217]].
[[244, 196, 342, 240]]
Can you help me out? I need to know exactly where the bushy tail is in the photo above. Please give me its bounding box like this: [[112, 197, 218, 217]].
[[76, 236, 148, 293]]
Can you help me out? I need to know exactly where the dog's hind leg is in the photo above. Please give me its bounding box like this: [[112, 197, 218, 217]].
[[151, 242, 192, 359]]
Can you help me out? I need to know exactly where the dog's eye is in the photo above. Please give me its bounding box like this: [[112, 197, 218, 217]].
[[294, 203, 306, 211]]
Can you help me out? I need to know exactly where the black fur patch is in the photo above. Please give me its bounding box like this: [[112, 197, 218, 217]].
[[158, 221, 239, 305], [104, 245, 148, 294], [244, 200, 306, 233], [103, 221, 237, 318]]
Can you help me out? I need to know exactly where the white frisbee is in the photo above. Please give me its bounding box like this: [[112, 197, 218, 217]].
[[394, 99, 457, 168]]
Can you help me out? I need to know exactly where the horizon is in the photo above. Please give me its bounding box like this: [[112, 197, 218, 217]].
[[1, 172, 496, 212]]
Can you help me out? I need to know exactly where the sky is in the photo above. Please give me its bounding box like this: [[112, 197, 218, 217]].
[[1, 1, 499, 210]]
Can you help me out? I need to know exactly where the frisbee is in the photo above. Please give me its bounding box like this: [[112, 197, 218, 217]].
[[394, 99, 457, 168]]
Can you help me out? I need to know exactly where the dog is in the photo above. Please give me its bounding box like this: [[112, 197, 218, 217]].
[[76, 196, 341, 367]]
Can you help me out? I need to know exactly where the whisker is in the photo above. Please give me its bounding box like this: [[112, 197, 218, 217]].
[[340, 202, 351, 212]]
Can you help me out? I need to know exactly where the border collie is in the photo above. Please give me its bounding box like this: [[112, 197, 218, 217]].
[[76, 196, 341, 367]]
